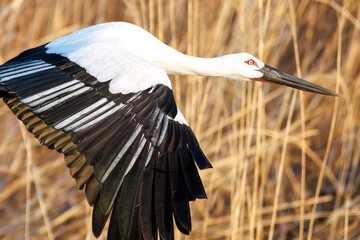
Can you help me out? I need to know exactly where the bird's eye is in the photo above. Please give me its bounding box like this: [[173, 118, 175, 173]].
[[246, 60, 255, 65]]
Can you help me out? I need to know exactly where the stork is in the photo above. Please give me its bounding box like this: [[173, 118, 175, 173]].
[[0, 22, 338, 240]]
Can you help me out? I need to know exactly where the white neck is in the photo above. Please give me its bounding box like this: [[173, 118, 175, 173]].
[[129, 37, 231, 78], [155, 53, 225, 77]]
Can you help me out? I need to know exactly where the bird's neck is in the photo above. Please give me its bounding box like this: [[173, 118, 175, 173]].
[[155, 52, 224, 78], [135, 41, 227, 78]]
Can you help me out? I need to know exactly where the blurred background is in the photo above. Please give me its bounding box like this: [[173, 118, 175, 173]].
[[0, 0, 359, 239]]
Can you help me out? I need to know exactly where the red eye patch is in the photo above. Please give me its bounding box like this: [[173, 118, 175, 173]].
[[245, 59, 259, 67]]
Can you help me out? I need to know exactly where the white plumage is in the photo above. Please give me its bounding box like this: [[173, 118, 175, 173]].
[[46, 22, 173, 94], [0, 21, 338, 240]]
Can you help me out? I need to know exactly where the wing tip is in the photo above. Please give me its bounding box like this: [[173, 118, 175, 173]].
[[204, 163, 213, 169], [197, 193, 208, 199]]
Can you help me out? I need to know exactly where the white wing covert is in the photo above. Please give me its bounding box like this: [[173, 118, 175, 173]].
[[0, 43, 211, 240]]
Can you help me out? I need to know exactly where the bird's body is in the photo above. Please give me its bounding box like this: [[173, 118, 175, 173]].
[[0, 22, 337, 240]]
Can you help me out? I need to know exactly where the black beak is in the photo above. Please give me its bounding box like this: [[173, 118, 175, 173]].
[[259, 65, 339, 96]]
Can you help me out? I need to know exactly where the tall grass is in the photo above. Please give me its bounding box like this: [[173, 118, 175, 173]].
[[0, 0, 359, 239]]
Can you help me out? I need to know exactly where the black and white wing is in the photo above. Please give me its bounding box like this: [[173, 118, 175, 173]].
[[0, 43, 211, 240]]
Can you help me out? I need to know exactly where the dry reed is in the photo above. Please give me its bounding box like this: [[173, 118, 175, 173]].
[[0, 0, 359, 239]]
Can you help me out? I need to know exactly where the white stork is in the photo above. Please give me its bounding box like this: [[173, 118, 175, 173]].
[[0, 22, 338, 240]]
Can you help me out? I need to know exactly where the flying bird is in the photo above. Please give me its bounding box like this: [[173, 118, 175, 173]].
[[0, 22, 338, 240]]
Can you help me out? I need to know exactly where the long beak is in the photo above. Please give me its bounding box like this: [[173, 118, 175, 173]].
[[259, 65, 339, 96]]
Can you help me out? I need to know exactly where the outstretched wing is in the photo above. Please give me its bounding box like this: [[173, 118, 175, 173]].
[[0, 44, 211, 240]]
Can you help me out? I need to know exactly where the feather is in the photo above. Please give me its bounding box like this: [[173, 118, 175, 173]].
[[116, 140, 149, 239], [39, 90, 98, 122], [149, 112, 164, 146], [167, 153, 191, 233], [140, 150, 157, 240], [108, 210, 121, 240], [167, 121, 180, 153], [75, 110, 133, 165], [95, 121, 140, 182], [128, 205, 145, 240], [178, 148, 207, 199], [74, 163, 93, 189], [85, 175, 101, 206], [99, 131, 143, 214], [154, 154, 173, 240], [71, 104, 130, 146], [158, 120, 173, 152], [185, 128, 212, 169], [11, 73, 72, 98], [92, 197, 110, 238], [137, 104, 157, 127]]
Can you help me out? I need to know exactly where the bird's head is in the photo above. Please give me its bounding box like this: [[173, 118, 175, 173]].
[[221, 53, 339, 96]]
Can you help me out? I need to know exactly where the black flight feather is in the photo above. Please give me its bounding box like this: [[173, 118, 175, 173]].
[[167, 152, 191, 233], [99, 130, 143, 214], [92, 196, 111, 238], [178, 148, 207, 199], [154, 154, 174, 240], [140, 150, 157, 240], [116, 140, 149, 239]]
